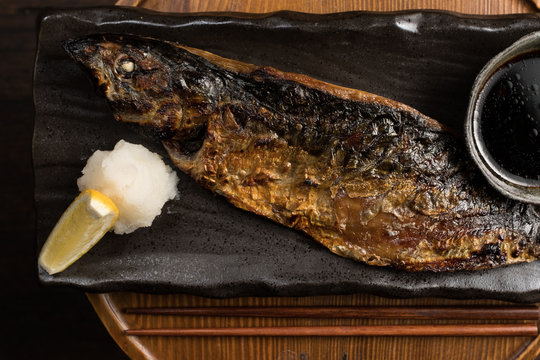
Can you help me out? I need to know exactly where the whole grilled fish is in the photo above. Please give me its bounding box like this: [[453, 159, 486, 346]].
[[64, 34, 540, 271]]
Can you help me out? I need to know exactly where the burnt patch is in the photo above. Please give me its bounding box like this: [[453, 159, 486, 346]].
[[475, 243, 504, 260], [397, 242, 508, 271], [253, 136, 276, 147], [156, 101, 177, 116], [303, 178, 319, 187], [343, 132, 364, 151]]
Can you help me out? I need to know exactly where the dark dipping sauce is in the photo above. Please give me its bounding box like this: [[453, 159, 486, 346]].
[[476, 51, 540, 180]]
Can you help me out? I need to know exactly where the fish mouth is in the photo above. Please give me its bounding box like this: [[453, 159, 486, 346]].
[[64, 36, 133, 108], [63, 37, 101, 65], [63, 35, 124, 75], [63, 37, 110, 93]]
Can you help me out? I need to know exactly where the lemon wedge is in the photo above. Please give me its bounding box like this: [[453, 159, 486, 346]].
[[38, 189, 119, 275]]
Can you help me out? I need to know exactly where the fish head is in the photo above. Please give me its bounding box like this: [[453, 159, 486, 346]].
[[64, 34, 181, 128]]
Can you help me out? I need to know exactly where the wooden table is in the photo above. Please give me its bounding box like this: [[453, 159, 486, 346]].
[[87, 1, 540, 359]]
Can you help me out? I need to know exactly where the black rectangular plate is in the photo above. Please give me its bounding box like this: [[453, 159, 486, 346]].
[[34, 7, 540, 302]]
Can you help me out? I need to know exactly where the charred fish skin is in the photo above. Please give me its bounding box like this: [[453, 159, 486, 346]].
[[64, 34, 540, 271]]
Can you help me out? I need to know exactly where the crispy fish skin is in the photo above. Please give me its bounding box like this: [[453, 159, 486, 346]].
[[64, 34, 540, 271]]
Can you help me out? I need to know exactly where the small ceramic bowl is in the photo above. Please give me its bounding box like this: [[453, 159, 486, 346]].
[[465, 31, 540, 205]]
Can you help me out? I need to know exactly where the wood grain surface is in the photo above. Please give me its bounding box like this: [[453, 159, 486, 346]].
[[116, 0, 536, 14], [87, 0, 540, 359], [89, 293, 540, 360]]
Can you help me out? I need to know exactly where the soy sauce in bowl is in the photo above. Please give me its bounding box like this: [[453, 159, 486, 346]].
[[476, 52, 540, 180], [466, 31, 540, 205]]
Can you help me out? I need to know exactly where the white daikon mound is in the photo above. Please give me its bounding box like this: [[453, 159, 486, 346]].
[[77, 140, 179, 234]]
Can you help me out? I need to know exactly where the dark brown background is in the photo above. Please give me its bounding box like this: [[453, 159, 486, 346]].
[[1, 1, 127, 358]]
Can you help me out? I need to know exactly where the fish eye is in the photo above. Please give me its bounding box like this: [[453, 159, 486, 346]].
[[116, 59, 136, 77], [121, 60, 134, 72]]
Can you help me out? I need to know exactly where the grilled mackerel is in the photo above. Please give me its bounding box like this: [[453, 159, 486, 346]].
[[64, 34, 540, 271]]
